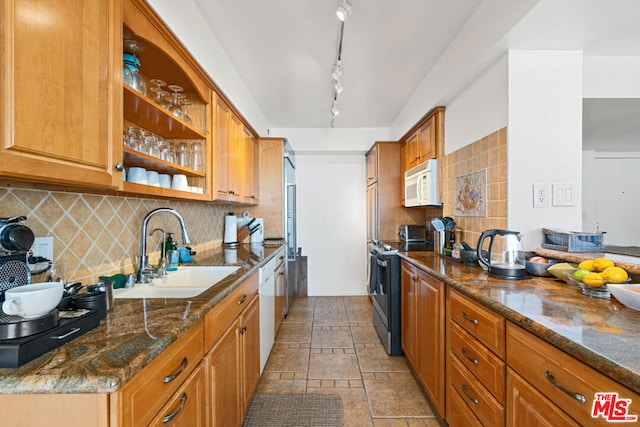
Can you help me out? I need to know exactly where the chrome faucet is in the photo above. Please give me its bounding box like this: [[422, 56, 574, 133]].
[[150, 228, 167, 277], [139, 208, 192, 283]]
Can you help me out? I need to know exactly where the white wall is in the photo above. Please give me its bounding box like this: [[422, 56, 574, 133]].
[[295, 153, 368, 296], [583, 56, 640, 98], [146, 0, 270, 135], [507, 50, 583, 250], [444, 55, 508, 154], [273, 128, 388, 296]]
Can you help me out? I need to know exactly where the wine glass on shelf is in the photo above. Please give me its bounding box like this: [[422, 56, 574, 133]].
[[167, 85, 184, 120], [149, 79, 169, 107], [123, 39, 147, 96], [181, 98, 193, 125]]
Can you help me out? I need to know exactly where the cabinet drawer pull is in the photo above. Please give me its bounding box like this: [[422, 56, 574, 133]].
[[240, 325, 247, 335], [461, 311, 479, 325], [163, 357, 188, 384], [544, 370, 587, 404], [162, 393, 188, 424], [461, 384, 479, 405], [237, 295, 247, 305], [461, 347, 478, 365]]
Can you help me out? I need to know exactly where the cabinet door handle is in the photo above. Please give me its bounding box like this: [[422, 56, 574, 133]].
[[461, 384, 479, 405], [239, 325, 247, 335], [461, 311, 479, 325], [163, 357, 188, 384], [461, 347, 479, 365], [162, 393, 188, 424], [544, 370, 587, 403], [237, 294, 247, 305]]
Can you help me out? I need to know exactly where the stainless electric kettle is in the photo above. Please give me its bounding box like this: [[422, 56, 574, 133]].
[[476, 229, 526, 280]]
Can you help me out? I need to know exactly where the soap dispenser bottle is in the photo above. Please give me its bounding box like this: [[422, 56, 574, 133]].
[[166, 233, 179, 271]]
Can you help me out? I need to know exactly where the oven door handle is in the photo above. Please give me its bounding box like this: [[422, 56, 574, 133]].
[[376, 258, 388, 267]]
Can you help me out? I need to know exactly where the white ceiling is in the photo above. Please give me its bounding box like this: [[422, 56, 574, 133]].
[[191, 0, 640, 146]]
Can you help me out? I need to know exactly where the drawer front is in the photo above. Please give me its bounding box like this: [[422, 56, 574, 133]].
[[450, 353, 505, 427], [205, 271, 259, 351], [450, 290, 505, 357], [119, 320, 204, 427], [506, 368, 580, 427], [448, 385, 484, 427], [507, 322, 640, 426], [450, 321, 506, 403], [149, 361, 207, 427]]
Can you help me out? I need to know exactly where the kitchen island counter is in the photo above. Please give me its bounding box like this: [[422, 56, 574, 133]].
[[399, 251, 640, 395], [0, 243, 282, 394]]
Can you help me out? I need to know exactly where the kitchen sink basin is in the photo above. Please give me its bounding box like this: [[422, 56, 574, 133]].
[[113, 266, 241, 299]]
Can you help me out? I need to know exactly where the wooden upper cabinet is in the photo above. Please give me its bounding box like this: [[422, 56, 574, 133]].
[[242, 127, 259, 205], [366, 145, 378, 185], [0, 0, 122, 188], [402, 107, 444, 174], [122, 0, 212, 200]]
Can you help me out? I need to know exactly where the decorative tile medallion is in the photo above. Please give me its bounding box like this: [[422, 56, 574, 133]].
[[454, 169, 487, 217]]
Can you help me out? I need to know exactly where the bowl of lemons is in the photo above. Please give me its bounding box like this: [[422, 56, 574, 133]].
[[568, 258, 630, 298]]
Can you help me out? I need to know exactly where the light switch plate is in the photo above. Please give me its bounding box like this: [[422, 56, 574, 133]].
[[552, 183, 576, 207]]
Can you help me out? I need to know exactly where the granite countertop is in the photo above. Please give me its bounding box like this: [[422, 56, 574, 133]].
[[399, 250, 640, 395], [0, 243, 284, 394]]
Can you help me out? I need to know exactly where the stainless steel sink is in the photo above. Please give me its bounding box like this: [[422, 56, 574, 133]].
[[113, 266, 240, 299]]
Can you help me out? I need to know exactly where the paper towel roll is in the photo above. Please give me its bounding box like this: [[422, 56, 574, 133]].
[[223, 213, 237, 244]]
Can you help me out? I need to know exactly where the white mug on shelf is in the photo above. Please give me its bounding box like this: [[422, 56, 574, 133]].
[[172, 174, 189, 191], [146, 171, 160, 187], [158, 174, 171, 189]]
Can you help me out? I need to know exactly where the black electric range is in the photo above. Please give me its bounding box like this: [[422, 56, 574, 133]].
[[0, 308, 102, 368]]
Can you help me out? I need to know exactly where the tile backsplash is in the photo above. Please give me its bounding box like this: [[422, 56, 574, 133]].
[[0, 186, 230, 284], [442, 127, 507, 247]]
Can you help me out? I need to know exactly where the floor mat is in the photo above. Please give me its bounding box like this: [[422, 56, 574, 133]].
[[242, 393, 344, 427]]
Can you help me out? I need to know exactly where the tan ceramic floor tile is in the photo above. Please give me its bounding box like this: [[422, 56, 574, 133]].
[[372, 419, 441, 426], [364, 378, 434, 418], [311, 327, 354, 348], [351, 325, 381, 344], [313, 312, 350, 326], [308, 352, 361, 380], [283, 307, 314, 322], [289, 297, 316, 309], [347, 308, 374, 323], [344, 296, 373, 308], [263, 347, 309, 373], [356, 346, 409, 373], [255, 378, 307, 394], [274, 322, 312, 343], [308, 387, 373, 427], [314, 297, 346, 312]]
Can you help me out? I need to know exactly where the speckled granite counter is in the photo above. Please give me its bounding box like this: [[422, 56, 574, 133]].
[[0, 243, 283, 394], [399, 251, 640, 395]]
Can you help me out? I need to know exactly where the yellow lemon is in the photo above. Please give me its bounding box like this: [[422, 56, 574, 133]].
[[578, 260, 595, 271], [583, 272, 606, 287], [603, 266, 628, 284], [573, 269, 590, 281], [592, 258, 615, 272]]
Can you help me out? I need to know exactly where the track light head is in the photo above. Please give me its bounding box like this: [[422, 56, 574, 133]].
[[334, 81, 343, 94], [336, 0, 352, 21], [331, 61, 343, 81]]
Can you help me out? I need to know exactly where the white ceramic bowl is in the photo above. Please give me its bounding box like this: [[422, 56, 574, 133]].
[[2, 282, 63, 318], [127, 167, 147, 185], [608, 284, 640, 310], [146, 171, 160, 187], [172, 174, 189, 191], [158, 174, 171, 189]]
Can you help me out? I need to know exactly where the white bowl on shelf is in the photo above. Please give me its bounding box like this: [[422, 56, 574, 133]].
[[146, 171, 159, 187], [158, 174, 171, 189], [172, 174, 189, 191], [127, 167, 147, 185]]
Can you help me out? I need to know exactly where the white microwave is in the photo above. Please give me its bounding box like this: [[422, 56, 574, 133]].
[[404, 159, 441, 207]]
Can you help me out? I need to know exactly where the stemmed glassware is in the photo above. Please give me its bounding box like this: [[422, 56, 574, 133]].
[[124, 39, 147, 96], [167, 85, 184, 120], [149, 79, 171, 109]]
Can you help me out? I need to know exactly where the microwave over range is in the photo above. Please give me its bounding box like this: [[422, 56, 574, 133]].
[[404, 159, 441, 207]]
